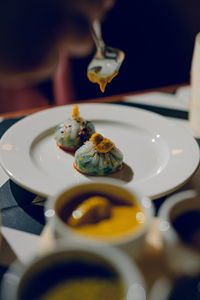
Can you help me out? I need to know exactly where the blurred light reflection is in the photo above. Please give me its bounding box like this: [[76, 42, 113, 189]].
[[142, 197, 151, 208], [171, 149, 183, 155], [127, 283, 146, 300], [136, 212, 145, 224], [45, 209, 55, 218], [159, 220, 170, 232], [2, 143, 12, 151]]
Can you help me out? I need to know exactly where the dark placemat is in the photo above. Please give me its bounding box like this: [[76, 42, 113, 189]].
[[0, 180, 45, 235], [1, 202, 45, 236], [0, 180, 36, 210], [0, 117, 23, 139], [0, 117, 45, 235]]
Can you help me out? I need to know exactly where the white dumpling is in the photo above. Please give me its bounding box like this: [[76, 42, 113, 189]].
[[74, 133, 123, 175], [55, 105, 95, 151]]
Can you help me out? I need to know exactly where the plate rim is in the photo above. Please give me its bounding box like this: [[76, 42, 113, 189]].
[[0, 103, 199, 199]]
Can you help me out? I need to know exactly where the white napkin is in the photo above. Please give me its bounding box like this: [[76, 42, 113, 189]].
[[124, 87, 190, 111]]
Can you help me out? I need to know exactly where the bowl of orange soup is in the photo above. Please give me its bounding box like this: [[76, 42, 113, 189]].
[[0, 241, 146, 300], [45, 180, 154, 257]]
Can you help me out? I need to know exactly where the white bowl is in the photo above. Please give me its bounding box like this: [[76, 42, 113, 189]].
[[158, 189, 200, 275], [149, 277, 171, 300], [45, 180, 154, 258], [149, 272, 200, 300], [0, 240, 146, 300]]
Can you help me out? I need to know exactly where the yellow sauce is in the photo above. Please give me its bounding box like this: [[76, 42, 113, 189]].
[[74, 203, 145, 238], [87, 70, 119, 93], [66, 196, 146, 239], [38, 277, 124, 300]]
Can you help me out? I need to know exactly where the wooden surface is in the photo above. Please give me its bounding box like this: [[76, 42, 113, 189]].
[[0, 83, 188, 119]]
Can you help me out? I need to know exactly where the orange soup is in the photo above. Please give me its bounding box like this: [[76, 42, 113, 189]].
[[57, 193, 146, 240]]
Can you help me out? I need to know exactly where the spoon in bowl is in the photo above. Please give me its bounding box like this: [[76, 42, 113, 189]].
[[87, 20, 125, 92]]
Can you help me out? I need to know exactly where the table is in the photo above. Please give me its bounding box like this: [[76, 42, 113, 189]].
[[0, 84, 199, 295]]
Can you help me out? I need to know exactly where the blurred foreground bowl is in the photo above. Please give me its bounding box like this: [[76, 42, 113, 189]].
[[0, 240, 146, 300], [158, 190, 200, 275]]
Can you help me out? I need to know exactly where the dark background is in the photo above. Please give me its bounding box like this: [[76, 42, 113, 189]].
[[68, 0, 200, 100]]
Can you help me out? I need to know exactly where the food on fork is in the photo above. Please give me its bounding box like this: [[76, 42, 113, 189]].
[[87, 67, 119, 93], [74, 133, 123, 175], [87, 21, 125, 93], [55, 105, 95, 152]]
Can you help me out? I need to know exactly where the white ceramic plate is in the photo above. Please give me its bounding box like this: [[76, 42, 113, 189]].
[[0, 103, 199, 199]]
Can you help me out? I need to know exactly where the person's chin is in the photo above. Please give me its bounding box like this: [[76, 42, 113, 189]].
[[60, 32, 95, 58], [0, 63, 57, 89]]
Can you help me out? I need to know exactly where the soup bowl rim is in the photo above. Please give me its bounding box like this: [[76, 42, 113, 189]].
[[45, 179, 154, 246]]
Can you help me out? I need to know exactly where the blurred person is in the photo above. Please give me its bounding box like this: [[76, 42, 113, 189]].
[[0, 0, 114, 112]]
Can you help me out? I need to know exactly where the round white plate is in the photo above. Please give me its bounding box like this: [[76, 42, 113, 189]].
[[0, 103, 199, 199]]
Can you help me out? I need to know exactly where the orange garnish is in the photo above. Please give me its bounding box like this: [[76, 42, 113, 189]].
[[72, 105, 79, 119], [90, 133, 114, 153]]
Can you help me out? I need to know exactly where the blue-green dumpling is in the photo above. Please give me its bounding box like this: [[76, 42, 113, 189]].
[[74, 133, 123, 175], [55, 105, 95, 151]]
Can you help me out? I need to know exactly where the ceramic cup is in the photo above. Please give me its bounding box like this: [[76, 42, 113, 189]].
[[149, 272, 200, 300], [158, 189, 200, 275], [0, 240, 146, 300], [190, 32, 200, 137], [149, 277, 171, 300], [45, 180, 154, 258]]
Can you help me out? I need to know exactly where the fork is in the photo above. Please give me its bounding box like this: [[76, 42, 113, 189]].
[[87, 20, 125, 92]]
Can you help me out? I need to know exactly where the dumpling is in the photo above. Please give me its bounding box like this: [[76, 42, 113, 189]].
[[55, 105, 95, 151], [74, 133, 123, 175]]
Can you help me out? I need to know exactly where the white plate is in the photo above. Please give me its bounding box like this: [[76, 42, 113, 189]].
[[0, 103, 199, 199]]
